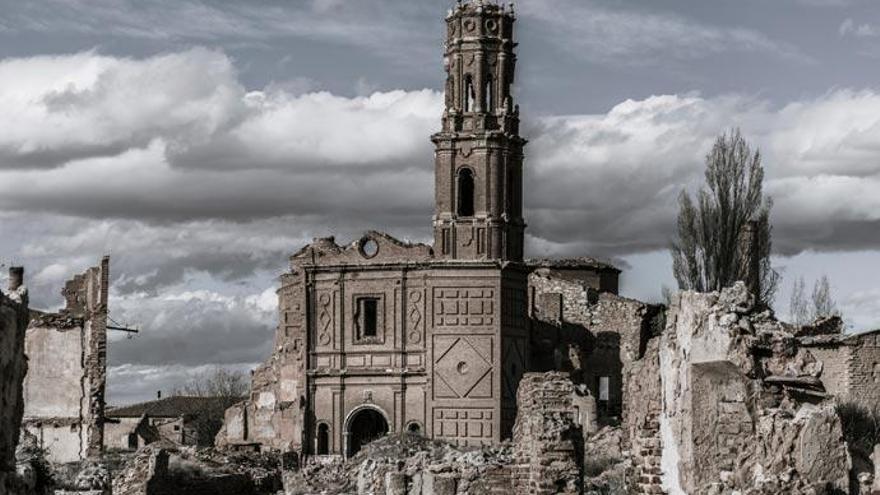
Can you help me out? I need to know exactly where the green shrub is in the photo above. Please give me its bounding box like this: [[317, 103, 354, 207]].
[[836, 401, 880, 457]]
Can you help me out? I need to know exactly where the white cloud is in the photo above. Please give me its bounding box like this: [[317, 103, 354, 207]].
[[840, 18, 879, 38], [3, 50, 880, 257], [840, 289, 880, 331]]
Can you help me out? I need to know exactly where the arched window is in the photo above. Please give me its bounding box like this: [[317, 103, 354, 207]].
[[457, 168, 475, 217], [484, 73, 494, 111], [317, 423, 329, 455], [464, 74, 475, 112]]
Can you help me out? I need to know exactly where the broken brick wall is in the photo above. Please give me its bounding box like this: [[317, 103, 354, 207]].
[[528, 267, 659, 423], [22, 257, 108, 464], [0, 286, 30, 494], [622, 336, 664, 495], [512, 372, 583, 495], [217, 270, 306, 454]]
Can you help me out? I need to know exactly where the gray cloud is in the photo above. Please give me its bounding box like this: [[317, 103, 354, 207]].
[[3, 51, 880, 259], [517, 0, 810, 65], [108, 289, 275, 367]]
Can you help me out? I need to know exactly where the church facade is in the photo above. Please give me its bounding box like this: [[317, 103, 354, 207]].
[[217, 1, 622, 458]]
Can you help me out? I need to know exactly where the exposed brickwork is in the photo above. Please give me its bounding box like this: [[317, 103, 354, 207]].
[[846, 333, 880, 408], [623, 338, 665, 495], [512, 372, 582, 495]]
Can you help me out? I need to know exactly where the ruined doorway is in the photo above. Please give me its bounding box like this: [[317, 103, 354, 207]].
[[346, 408, 388, 457]]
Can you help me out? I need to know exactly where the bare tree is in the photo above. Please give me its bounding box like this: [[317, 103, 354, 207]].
[[671, 128, 779, 303], [172, 367, 250, 446], [789, 276, 810, 325], [175, 367, 249, 399], [811, 275, 838, 320], [790, 275, 840, 325]]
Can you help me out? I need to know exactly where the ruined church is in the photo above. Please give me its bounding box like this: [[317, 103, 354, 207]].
[[217, 1, 629, 458]]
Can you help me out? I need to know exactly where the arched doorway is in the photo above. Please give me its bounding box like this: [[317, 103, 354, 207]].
[[316, 423, 329, 455], [346, 407, 389, 457]]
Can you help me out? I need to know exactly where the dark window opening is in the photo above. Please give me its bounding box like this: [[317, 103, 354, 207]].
[[464, 74, 475, 112], [127, 433, 138, 450], [317, 423, 329, 455], [173, 425, 181, 432], [357, 298, 379, 340], [407, 422, 422, 435], [457, 168, 475, 217]]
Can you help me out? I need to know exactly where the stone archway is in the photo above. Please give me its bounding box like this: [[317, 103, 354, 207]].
[[344, 406, 389, 458]]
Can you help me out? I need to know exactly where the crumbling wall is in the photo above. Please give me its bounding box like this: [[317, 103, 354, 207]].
[[657, 283, 850, 494], [0, 278, 30, 494], [512, 372, 583, 495], [22, 257, 109, 464], [529, 267, 659, 422], [623, 337, 663, 495], [217, 270, 306, 454]]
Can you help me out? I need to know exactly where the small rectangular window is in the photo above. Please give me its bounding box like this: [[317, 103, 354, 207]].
[[599, 376, 610, 402], [362, 299, 377, 337], [355, 297, 382, 343]]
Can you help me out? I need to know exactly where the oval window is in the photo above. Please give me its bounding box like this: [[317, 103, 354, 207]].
[[360, 238, 379, 258]]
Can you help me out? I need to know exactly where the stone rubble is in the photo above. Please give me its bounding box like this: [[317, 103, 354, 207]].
[[656, 282, 851, 494]]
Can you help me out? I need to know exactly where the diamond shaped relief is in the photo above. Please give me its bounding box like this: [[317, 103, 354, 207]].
[[435, 337, 491, 398]]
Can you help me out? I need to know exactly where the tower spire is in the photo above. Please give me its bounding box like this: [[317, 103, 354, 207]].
[[432, 0, 526, 261]]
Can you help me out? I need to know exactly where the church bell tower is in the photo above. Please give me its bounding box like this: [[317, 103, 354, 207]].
[[432, 0, 526, 261]]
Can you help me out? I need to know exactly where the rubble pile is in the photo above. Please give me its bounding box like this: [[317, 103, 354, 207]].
[[286, 372, 588, 495], [582, 426, 627, 495], [657, 282, 851, 494], [285, 434, 515, 495], [112, 443, 282, 495]]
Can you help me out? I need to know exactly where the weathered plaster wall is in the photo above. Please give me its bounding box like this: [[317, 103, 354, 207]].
[[0, 288, 29, 494], [24, 325, 85, 417], [22, 257, 109, 464]]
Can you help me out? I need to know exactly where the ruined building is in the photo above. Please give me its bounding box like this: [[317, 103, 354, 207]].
[[218, 1, 639, 458], [1, 268, 30, 494], [21, 257, 109, 464]]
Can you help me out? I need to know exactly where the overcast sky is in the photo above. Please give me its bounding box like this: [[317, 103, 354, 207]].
[[2, 0, 880, 405]]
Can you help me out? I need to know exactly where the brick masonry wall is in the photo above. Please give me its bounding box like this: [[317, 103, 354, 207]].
[[512, 372, 582, 495], [623, 338, 665, 495], [805, 345, 850, 399], [847, 333, 880, 408]]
